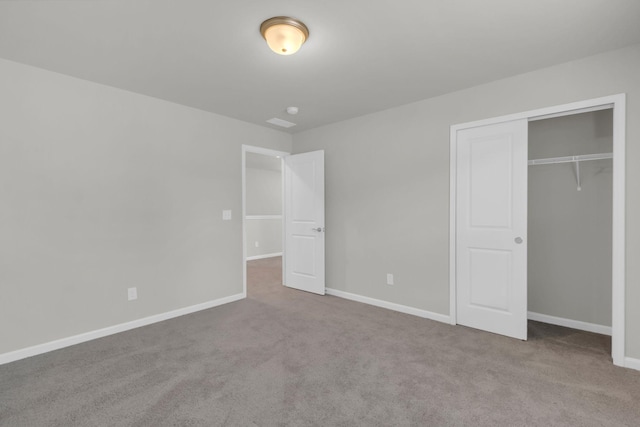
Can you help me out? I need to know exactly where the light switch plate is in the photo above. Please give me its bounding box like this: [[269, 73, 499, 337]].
[[222, 210, 232, 220]]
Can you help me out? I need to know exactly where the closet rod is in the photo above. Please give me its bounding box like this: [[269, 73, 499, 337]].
[[528, 152, 612, 191], [528, 152, 612, 166]]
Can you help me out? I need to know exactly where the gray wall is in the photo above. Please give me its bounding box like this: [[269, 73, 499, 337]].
[[245, 219, 282, 258], [528, 111, 613, 326], [245, 153, 282, 258], [0, 58, 291, 355], [292, 43, 640, 359], [245, 155, 282, 215]]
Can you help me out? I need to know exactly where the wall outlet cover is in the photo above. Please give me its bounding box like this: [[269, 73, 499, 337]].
[[128, 287, 138, 301]]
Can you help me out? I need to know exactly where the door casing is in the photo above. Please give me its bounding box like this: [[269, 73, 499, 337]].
[[449, 94, 626, 367]]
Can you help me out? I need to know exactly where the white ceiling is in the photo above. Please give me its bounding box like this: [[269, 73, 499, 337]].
[[1, 1, 639, 133]]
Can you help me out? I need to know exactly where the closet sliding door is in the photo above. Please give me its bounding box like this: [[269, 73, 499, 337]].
[[454, 120, 528, 340]]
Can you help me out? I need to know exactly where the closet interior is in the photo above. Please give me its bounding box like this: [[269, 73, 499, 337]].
[[527, 109, 613, 344]]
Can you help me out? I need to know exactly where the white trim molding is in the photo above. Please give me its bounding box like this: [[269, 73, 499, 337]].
[[449, 124, 458, 326], [528, 312, 611, 336], [610, 94, 626, 367], [0, 293, 244, 366], [624, 357, 640, 372], [326, 288, 450, 324], [246, 252, 283, 261]]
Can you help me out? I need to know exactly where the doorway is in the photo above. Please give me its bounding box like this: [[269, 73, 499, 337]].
[[242, 146, 327, 297], [242, 145, 289, 297], [449, 94, 626, 367]]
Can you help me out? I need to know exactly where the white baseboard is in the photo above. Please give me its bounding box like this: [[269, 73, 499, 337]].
[[527, 311, 612, 336], [0, 293, 245, 366], [246, 252, 282, 261], [624, 357, 640, 371], [326, 288, 450, 324]]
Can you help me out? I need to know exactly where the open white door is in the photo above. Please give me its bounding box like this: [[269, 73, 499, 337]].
[[284, 150, 325, 295], [455, 120, 528, 340]]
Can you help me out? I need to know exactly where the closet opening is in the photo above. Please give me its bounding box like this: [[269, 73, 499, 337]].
[[449, 93, 626, 367], [527, 109, 613, 357]]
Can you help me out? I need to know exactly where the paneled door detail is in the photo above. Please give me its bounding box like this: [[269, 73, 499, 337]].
[[284, 150, 325, 295], [455, 120, 528, 339]]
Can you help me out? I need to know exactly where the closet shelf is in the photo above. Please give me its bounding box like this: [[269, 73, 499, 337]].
[[528, 152, 612, 191], [528, 152, 612, 166]]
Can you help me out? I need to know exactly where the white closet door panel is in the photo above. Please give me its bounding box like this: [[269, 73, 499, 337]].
[[456, 119, 528, 340], [468, 248, 511, 311], [469, 137, 513, 228]]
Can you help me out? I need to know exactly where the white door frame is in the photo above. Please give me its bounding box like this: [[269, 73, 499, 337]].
[[449, 94, 626, 367], [242, 145, 290, 297]]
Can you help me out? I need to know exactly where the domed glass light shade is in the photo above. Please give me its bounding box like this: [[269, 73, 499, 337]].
[[260, 17, 309, 55]]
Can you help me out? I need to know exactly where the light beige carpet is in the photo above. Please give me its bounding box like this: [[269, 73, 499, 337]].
[[1, 256, 638, 426]]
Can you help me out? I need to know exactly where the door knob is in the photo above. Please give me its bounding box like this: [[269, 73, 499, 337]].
[[515, 237, 523, 244], [312, 227, 324, 232]]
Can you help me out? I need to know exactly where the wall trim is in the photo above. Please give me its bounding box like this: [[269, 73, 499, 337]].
[[624, 357, 640, 372], [246, 252, 283, 261], [528, 311, 611, 336], [0, 293, 244, 366], [326, 288, 450, 324], [245, 215, 282, 220]]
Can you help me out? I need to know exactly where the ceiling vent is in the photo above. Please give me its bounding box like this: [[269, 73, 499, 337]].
[[266, 117, 296, 128]]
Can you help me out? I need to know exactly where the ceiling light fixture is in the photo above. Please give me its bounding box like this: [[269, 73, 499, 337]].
[[260, 16, 309, 55]]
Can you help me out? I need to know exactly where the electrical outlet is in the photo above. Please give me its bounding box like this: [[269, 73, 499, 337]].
[[387, 274, 394, 286], [222, 210, 232, 220], [128, 287, 138, 301], [255, 241, 259, 247]]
